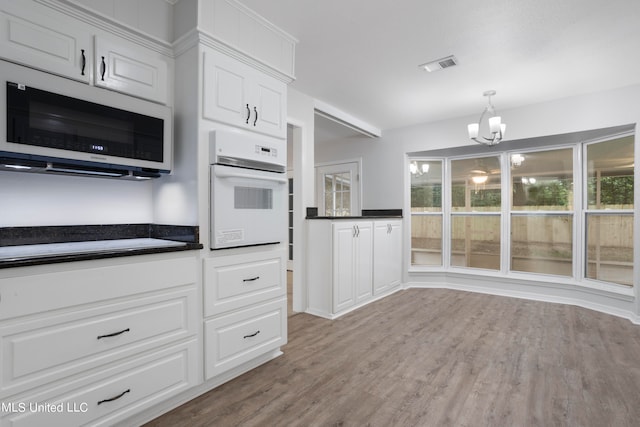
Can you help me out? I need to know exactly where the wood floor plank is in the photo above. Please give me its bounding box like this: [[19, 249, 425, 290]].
[[144, 289, 640, 427]]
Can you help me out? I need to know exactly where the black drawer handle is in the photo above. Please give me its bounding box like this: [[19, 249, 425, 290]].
[[81, 49, 86, 75], [242, 276, 260, 283], [243, 330, 260, 339], [97, 389, 130, 405], [97, 328, 130, 340], [253, 106, 258, 126], [246, 104, 251, 124]]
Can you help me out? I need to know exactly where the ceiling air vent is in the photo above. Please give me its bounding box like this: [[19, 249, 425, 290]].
[[419, 55, 458, 72]]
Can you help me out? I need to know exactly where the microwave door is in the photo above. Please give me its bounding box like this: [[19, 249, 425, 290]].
[[210, 164, 287, 249]]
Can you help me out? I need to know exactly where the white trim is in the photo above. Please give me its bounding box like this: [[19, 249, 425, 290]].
[[405, 274, 639, 325]]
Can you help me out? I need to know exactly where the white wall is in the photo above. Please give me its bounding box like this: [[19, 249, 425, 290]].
[[153, 45, 200, 226], [286, 87, 315, 312], [0, 171, 154, 226], [316, 84, 640, 210]]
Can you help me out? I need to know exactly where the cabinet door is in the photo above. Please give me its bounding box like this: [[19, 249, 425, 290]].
[[373, 220, 402, 295], [94, 36, 169, 104], [355, 222, 373, 303], [202, 48, 286, 138], [203, 49, 249, 126], [332, 223, 356, 312], [0, 5, 91, 83], [251, 71, 286, 137]]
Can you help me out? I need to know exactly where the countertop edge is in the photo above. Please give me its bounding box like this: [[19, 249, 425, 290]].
[[306, 216, 403, 220], [0, 242, 203, 269]]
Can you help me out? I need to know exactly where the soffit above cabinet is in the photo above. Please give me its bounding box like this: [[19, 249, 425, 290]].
[[175, 0, 297, 82]]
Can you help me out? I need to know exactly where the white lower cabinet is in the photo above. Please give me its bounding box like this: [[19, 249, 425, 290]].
[[2, 340, 197, 427], [204, 298, 286, 378], [203, 249, 287, 379], [373, 220, 402, 295], [0, 253, 199, 426], [333, 221, 372, 312], [307, 219, 402, 319]]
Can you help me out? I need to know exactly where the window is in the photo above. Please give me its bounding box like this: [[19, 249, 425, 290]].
[[510, 148, 574, 276], [410, 160, 442, 266], [316, 161, 360, 216], [450, 156, 501, 270], [408, 128, 635, 289], [584, 136, 634, 286]]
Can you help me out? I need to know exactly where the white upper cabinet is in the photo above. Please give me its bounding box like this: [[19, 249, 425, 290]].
[[203, 48, 286, 138], [94, 36, 169, 104], [0, 2, 92, 83], [0, 0, 171, 105]]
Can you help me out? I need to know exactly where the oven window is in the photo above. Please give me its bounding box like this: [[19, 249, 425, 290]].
[[235, 186, 273, 209]]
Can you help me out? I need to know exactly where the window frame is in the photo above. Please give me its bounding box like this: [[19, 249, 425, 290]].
[[409, 158, 444, 268], [406, 130, 634, 293], [581, 135, 635, 287], [448, 154, 503, 272]]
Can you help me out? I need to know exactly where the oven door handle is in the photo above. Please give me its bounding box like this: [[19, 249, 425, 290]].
[[214, 169, 288, 184]]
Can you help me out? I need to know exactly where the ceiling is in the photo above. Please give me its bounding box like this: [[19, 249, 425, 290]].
[[238, 0, 640, 142]]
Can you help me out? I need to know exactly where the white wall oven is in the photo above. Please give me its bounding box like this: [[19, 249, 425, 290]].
[[209, 130, 287, 249]]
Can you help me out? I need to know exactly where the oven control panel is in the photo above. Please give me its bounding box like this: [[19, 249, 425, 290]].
[[210, 130, 286, 168], [255, 145, 278, 158]]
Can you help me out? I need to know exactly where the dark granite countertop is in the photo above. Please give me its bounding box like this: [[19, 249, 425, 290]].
[[306, 208, 402, 220], [0, 224, 202, 269], [306, 215, 403, 220]]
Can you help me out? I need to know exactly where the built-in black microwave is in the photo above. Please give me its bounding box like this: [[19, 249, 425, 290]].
[[1, 60, 172, 178]]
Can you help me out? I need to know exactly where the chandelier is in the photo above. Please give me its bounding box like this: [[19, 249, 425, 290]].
[[467, 90, 506, 146]]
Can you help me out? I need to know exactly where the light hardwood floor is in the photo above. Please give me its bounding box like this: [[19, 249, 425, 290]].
[[144, 289, 640, 426]]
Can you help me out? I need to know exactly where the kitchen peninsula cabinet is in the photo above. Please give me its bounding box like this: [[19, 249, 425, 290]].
[[333, 221, 373, 312], [373, 220, 402, 295], [0, 0, 171, 104], [306, 218, 402, 319], [0, 252, 199, 426], [202, 47, 286, 138]]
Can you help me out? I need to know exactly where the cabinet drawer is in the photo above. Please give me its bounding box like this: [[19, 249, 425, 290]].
[[203, 250, 285, 316], [0, 287, 196, 395], [205, 298, 286, 379], [0, 255, 197, 321], [1, 340, 197, 427]]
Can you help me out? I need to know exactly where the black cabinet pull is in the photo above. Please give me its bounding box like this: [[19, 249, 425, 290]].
[[253, 106, 258, 126], [81, 49, 86, 75], [243, 330, 260, 339], [246, 104, 251, 124], [100, 56, 106, 81], [97, 328, 130, 340], [242, 276, 260, 282], [97, 389, 130, 405]]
